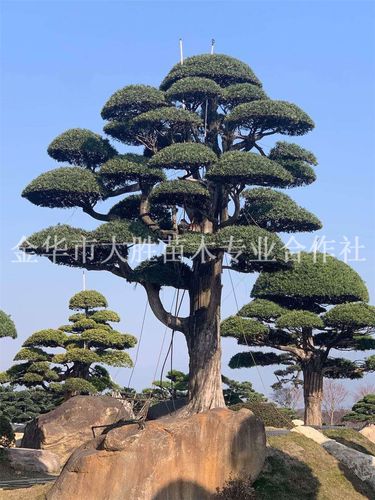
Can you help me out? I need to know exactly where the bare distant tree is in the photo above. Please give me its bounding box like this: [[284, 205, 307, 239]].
[[353, 383, 375, 402], [272, 385, 302, 411], [323, 380, 349, 425]]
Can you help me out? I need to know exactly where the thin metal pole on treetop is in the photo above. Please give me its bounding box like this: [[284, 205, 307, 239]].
[[211, 38, 215, 55], [82, 270, 86, 291], [179, 38, 184, 65], [179, 39, 186, 110]]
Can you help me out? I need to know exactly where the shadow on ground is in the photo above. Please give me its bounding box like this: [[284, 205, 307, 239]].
[[254, 448, 320, 500], [152, 480, 213, 500], [337, 462, 374, 499]]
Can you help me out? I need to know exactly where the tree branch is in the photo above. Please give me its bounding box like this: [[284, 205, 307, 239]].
[[143, 282, 188, 333], [253, 143, 266, 156], [219, 189, 242, 228], [273, 344, 306, 359], [102, 182, 140, 199], [82, 205, 113, 221], [139, 187, 161, 232]]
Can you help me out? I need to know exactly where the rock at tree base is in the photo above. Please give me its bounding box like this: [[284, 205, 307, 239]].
[[147, 398, 188, 420], [47, 408, 266, 500], [21, 395, 133, 465], [6, 448, 61, 475]]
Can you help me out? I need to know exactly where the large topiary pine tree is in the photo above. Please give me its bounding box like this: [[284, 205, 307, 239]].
[[222, 253, 375, 425], [7, 290, 136, 396], [21, 53, 322, 414]]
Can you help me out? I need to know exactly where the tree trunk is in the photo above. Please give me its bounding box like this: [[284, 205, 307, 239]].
[[330, 410, 334, 426], [183, 255, 226, 414], [303, 362, 323, 426]]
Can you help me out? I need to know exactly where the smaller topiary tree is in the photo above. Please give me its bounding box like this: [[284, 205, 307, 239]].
[[343, 394, 375, 424], [0, 415, 15, 447], [222, 376, 265, 406], [149, 370, 189, 400], [7, 290, 136, 396], [222, 253, 375, 426], [0, 311, 17, 384], [0, 387, 61, 423]]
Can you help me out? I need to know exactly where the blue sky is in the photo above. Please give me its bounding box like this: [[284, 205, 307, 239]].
[[1, 0, 374, 403]]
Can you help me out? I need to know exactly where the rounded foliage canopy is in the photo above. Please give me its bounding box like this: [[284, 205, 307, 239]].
[[269, 141, 318, 165], [240, 188, 322, 232], [48, 128, 116, 169], [252, 252, 369, 307], [238, 299, 286, 321], [89, 310, 121, 323], [276, 310, 324, 329], [23, 329, 67, 348], [150, 180, 210, 207], [92, 220, 156, 245], [323, 303, 375, 329], [275, 160, 316, 187], [101, 85, 167, 121], [148, 142, 217, 171], [221, 315, 268, 340], [22, 224, 90, 253], [0, 310, 17, 339], [132, 107, 202, 128], [220, 83, 268, 108], [165, 77, 223, 102], [22, 167, 102, 208], [62, 377, 98, 394], [225, 100, 314, 136], [100, 155, 165, 188], [206, 151, 293, 187], [69, 290, 108, 310], [160, 54, 262, 90]]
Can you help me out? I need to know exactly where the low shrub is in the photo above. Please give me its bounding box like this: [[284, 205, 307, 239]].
[[215, 476, 255, 499], [230, 401, 294, 428]]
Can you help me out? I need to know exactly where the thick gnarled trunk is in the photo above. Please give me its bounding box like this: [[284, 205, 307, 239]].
[[184, 255, 226, 414], [303, 363, 323, 426], [143, 253, 226, 416]]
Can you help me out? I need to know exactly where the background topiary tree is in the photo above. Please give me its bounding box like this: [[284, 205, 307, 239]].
[[0, 311, 17, 384], [0, 415, 15, 448], [343, 394, 375, 424], [222, 253, 375, 425], [0, 310, 17, 341], [140, 369, 189, 400], [0, 387, 61, 423], [21, 53, 322, 414], [7, 290, 136, 397], [222, 375, 265, 406]]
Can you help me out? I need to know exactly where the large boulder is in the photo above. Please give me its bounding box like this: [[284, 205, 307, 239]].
[[21, 395, 133, 465], [360, 424, 375, 444], [47, 408, 266, 500], [5, 448, 61, 475]]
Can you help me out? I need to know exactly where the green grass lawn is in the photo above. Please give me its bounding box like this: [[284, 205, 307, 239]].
[[254, 433, 373, 499], [323, 428, 375, 456]]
